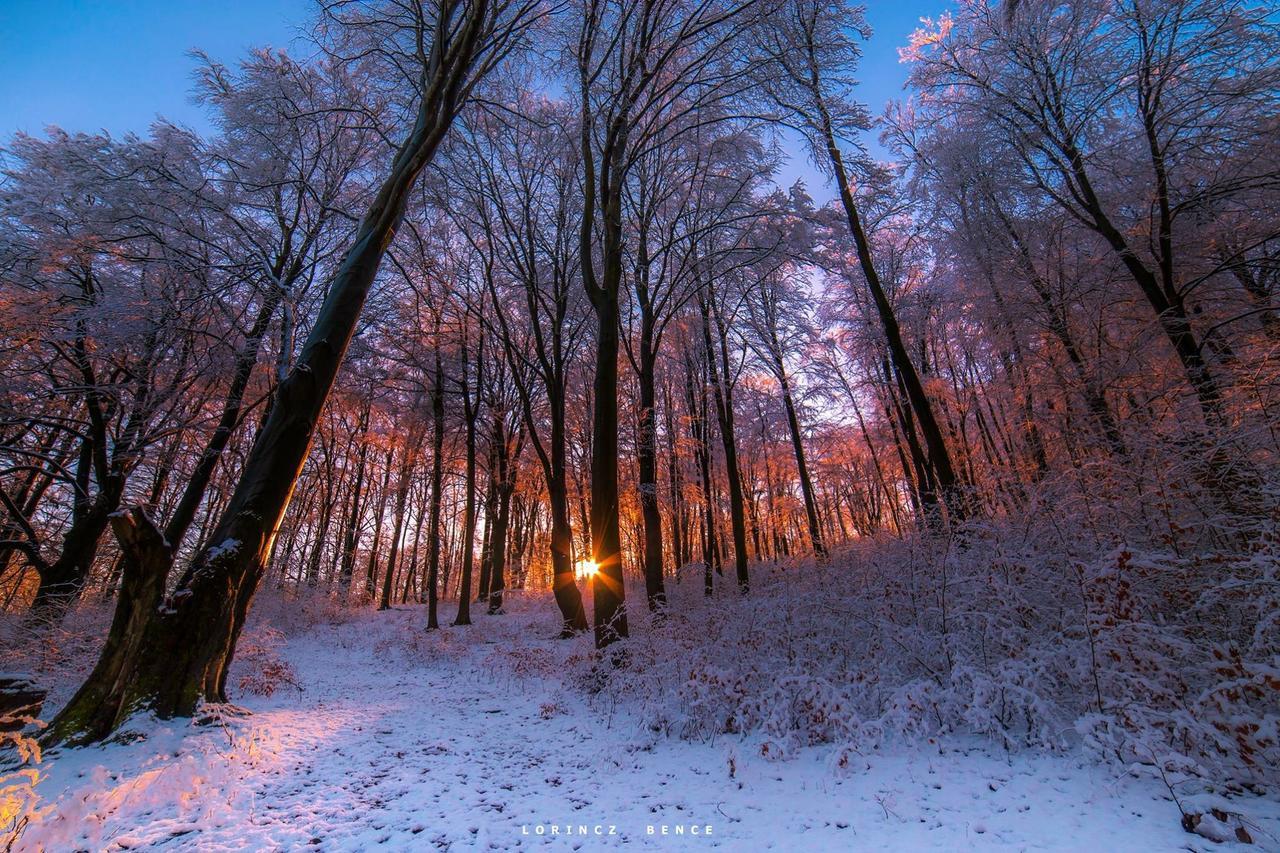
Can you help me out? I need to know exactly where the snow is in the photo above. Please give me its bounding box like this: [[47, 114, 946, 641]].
[[205, 538, 242, 561], [13, 596, 1280, 851]]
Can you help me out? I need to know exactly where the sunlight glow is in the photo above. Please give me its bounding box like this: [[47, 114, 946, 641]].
[[574, 559, 599, 580]]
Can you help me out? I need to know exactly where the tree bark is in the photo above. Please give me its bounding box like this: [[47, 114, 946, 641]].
[[44, 508, 170, 745], [587, 292, 628, 645], [425, 345, 446, 630], [636, 330, 665, 610], [701, 293, 749, 592]]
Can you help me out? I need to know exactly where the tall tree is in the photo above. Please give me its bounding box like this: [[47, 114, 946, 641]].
[[47, 0, 540, 745], [439, 97, 591, 632], [569, 0, 764, 644], [742, 263, 826, 558], [754, 0, 967, 519]]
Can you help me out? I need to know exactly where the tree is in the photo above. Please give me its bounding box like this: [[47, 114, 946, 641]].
[[2, 129, 224, 622], [436, 96, 590, 632], [754, 0, 968, 520], [622, 125, 773, 606], [906, 0, 1280, 428], [568, 0, 765, 644], [47, 0, 541, 745], [741, 257, 827, 559]]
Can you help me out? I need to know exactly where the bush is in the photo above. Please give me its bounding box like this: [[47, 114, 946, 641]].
[[232, 627, 301, 698], [555, 461, 1279, 795]]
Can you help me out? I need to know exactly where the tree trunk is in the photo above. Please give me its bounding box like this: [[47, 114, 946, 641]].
[[44, 509, 170, 745], [816, 102, 965, 519], [588, 292, 628, 645], [29, 485, 121, 623], [684, 348, 718, 596], [165, 286, 282, 553], [476, 463, 496, 605], [379, 450, 414, 611], [637, 333, 665, 609], [364, 448, 394, 600], [662, 374, 687, 571], [338, 404, 372, 592], [580, 94, 629, 647], [425, 347, 446, 630], [701, 295, 749, 592], [777, 367, 824, 559], [305, 457, 336, 587], [487, 422, 513, 615], [454, 386, 480, 627]]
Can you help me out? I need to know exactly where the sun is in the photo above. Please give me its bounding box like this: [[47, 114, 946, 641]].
[[574, 559, 599, 580]]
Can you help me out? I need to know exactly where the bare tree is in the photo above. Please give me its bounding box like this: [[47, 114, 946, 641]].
[[568, 0, 764, 644], [753, 0, 968, 520], [47, 0, 540, 745]]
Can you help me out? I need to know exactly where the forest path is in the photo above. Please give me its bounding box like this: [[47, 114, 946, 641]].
[[29, 599, 1234, 850], [208, 603, 1203, 851]]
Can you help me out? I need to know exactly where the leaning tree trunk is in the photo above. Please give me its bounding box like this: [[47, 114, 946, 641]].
[[165, 284, 282, 555], [816, 105, 966, 521], [45, 30, 486, 742], [44, 509, 170, 744], [776, 362, 825, 559]]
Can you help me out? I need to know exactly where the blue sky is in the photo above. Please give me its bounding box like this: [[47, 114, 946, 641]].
[[0, 1, 947, 194]]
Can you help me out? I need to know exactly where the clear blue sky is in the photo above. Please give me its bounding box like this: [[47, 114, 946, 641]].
[[0, 1, 947, 193]]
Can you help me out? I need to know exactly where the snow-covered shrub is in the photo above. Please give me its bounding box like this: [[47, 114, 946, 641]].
[[232, 626, 301, 698], [1077, 541, 1280, 790], [0, 604, 112, 714], [486, 644, 557, 680], [248, 584, 357, 636], [559, 453, 1279, 792]]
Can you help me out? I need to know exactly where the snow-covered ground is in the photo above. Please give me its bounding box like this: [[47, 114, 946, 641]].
[[11, 596, 1280, 851]]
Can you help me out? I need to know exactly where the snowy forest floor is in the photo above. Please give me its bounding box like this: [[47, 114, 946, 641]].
[[7, 591, 1280, 851]]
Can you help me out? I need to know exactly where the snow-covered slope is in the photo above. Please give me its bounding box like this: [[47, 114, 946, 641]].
[[12, 596, 1278, 851]]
